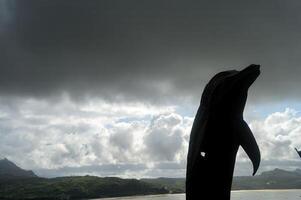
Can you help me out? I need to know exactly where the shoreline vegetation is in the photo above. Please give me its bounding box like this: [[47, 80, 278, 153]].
[[2, 159, 301, 199]]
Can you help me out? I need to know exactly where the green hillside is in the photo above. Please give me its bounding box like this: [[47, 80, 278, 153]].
[[0, 176, 168, 200], [2, 158, 301, 199]]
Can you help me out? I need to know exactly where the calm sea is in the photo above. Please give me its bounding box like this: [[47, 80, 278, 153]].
[[93, 190, 301, 200]]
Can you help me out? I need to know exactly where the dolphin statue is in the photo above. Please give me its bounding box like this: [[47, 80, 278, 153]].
[[295, 148, 301, 158], [186, 64, 261, 200]]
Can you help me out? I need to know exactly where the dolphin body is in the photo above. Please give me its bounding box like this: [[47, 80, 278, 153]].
[[186, 65, 261, 200]]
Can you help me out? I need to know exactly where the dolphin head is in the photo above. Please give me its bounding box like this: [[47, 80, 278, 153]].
[[222, 64, 260, 117], [202, 64, 260, 119]]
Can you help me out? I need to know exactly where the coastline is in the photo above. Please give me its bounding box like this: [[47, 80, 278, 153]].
[[91, 190, 301, 199], [232, 189, 301, 192]]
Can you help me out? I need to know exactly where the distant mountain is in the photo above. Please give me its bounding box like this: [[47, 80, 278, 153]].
[[0, 158, 37, 180], [232, 168, 301, 190], [143, 168, 301, 193]]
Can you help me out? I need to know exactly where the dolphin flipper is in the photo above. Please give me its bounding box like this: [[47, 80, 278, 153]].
[[239, 120, 260, 176]]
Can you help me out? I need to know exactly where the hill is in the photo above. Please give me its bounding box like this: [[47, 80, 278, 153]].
[[232, 168, 301, 190], [0, 158, 37, 180], [143, 168, 301, 193], [2, 159, 301, 199], [0, 159, 168, 199], [0, 176, 168, 200], [141, 177, 185, 193]]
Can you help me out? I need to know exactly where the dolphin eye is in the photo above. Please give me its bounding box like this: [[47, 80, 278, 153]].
[[200, 152, 206, 157]]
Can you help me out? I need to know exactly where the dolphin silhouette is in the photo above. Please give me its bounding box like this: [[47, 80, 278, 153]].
[[295, 148, 301, 158], [186, 64, 261, 200]]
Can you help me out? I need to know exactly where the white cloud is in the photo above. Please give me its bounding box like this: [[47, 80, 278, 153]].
[[249, 108, 301, 162], [235, 108, 301, 175], [143, 113, 187, 162], [0, 96, 191, 177], [2, 94, 301, 178]]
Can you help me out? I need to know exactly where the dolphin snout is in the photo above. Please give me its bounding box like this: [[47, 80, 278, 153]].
[[242, 64, 260, 74], [237, 64, 260, 86]]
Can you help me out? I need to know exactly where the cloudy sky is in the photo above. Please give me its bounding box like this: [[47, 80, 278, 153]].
[[1, 0, 301, 178]]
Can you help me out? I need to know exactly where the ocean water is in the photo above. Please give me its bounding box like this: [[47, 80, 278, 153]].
[[94, 190, 301, 200]]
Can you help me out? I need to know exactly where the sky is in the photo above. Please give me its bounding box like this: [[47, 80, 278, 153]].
[[1, 0, 301, 178]]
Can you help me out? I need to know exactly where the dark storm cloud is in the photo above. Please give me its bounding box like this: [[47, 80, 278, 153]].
[[1, 0, 301, 103]]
